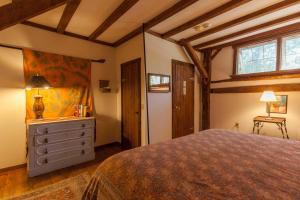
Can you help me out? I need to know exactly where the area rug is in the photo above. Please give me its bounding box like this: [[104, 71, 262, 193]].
[[6, 173, 90, 200]]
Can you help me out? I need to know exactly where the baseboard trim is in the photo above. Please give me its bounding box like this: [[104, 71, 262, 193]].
[[94, 142, 121, 152], [0, 163, 26, 173]]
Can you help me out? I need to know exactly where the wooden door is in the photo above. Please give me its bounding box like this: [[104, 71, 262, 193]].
[[121, 58, 141, 148], [172, 60, 195, 138]]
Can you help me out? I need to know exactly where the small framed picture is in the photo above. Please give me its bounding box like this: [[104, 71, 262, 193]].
[[148, 73, 171, 93], [269, 95, 288, 114]]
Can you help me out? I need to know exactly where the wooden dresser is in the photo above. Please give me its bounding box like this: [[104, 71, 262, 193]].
[[26, 117, 95, 177]]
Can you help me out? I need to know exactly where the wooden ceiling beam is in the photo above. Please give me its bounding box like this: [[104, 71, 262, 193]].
[[185, 0, 300, 43], [182, 42, 208, 79], [194, 12, 300, 49], [57, 0, 81, 33], [143, 0, 199, 30], [22, 21, 113, 47], [162, 0, 252, 39], [201, 21, 300, 51], [89, 0, 140, 40], [113, 0, 199, 47], [0, 0, 66, 31]]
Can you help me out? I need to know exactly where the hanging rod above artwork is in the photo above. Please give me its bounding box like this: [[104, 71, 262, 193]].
[[0, 43, 106, 63]]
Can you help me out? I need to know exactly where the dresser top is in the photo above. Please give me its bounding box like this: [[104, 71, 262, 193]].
[[26, 116, 95, 125]]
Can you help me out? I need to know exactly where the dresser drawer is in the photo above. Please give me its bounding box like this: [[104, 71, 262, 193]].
[[36, 148, 93, 166], [33, 119, 94, 135], [35, 128, 93, 146], [35, 137, 92, 156]]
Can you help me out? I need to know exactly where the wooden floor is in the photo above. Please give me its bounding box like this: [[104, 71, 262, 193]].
[[0, 143, 123, 199]]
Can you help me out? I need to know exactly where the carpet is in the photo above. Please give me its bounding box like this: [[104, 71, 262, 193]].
[[6, 173, 90, 200]]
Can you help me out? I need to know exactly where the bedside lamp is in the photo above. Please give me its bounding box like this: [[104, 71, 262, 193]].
[[26, 74, 50, 119], [260, 91, 277, 119]]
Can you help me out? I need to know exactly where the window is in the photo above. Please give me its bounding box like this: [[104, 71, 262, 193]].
[[237, 40, 277, 75], [282, 34, 300, 70]]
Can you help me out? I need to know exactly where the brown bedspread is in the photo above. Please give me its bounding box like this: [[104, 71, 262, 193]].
[[83, 129, 300, 200]]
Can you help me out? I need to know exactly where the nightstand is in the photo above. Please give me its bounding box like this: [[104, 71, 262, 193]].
[[253, 116, 288, 139]]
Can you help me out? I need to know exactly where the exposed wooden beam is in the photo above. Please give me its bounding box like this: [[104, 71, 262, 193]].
[[211, 48, 222, 60], [182, 42, 208, 79], [162, 0, 252, 39], [144, 0, 199, 30], [202, 50, 212, 130], [22, 21, 113, 47], [0, 0, 67, 31], [194, 12, 300, 49], [211, 83, 300, 93], [201, 21, 300, 50], [185, 0, 300, 42], [57, 0, 81, 33], [89, 0, 139, 40], [113, 26, 143, 47], [0, 43, 106, 63], [113, 0, 199, 47]]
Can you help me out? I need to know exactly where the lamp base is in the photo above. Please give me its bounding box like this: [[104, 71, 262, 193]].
[[33, 95, 44, 119]]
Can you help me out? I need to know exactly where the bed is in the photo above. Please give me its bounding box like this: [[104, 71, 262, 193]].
[[82, 129, 300, 200]]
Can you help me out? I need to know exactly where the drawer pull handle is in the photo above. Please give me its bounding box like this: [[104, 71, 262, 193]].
[[81, 150, 85, 155], [81, 132, 85, 136], [44, 158, 48, 164], [44, 149, 48, 154], [44, 138, 48, 144], [81, 124, 86, 128], [81, 141, 85, 146], [45, 129, 48, 134]]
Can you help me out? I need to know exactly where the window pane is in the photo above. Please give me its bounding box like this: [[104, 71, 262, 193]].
[[281, 35, 300, 70], [237, 40, 277, 75]]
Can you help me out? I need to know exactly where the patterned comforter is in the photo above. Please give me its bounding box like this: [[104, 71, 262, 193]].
[[82, 129, 300, 200]]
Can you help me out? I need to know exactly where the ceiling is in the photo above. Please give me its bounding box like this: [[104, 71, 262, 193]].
[[3, 0, 300, 49]]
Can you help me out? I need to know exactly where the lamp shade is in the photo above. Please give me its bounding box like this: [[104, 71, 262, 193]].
[[26, 74, 50, 89], [260, 91, 277, 102]]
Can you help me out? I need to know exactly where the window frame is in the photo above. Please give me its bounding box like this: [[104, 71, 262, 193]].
[[232, 32, 300, 79]]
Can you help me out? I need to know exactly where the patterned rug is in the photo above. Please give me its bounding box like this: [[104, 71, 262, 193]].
[[6, 173, 90, 200]]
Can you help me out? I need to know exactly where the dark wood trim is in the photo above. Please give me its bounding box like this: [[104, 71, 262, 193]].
[[211, 83, 300, 93], [144, 0, 198, 30], [162, 0, 251, 39], [22, 21, 114, 47], [57, 0, 81, 33], [94, 142, 121, 151], [202, 21, 300, 51], [212, 73, 300, 83], [194, 12, 300, 49], [146, 30, 180, 45], [211, 48, 222, 60], [113, 26, 143, 47], [0, 163, 26, 173], [182, 42, 208, 79], [276, 37, 282, 71], [0, 0, 67, 31], [0, 43, 105, 63], [89, 0, 139, 40], [233, 46, 238, 75], [113, 0, 199, 47], [186, 0, 300, 43]]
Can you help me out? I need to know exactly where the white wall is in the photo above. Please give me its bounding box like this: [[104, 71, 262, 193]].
[[0, 24, 119, 169], [211, 46, 300, 140], [115, 34, 148, 146], [145, 33, 200, 144]]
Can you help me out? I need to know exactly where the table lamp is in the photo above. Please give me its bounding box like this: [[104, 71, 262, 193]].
[[26, 74, 50, 119], [260, 91, 277, 119]]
